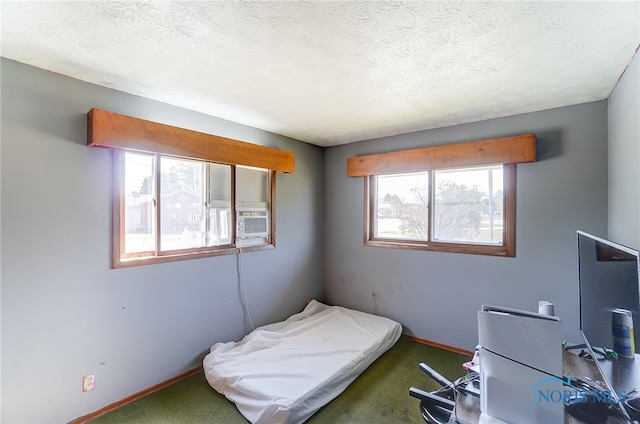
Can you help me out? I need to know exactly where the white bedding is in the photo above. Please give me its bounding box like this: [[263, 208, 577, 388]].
[[203, 300, 402, 424]]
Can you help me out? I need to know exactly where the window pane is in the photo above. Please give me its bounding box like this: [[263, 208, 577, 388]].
[[236, 166, 270, 247], [432, 165, 503, 244], [159, 157, 206, 251], [236, 166, 269, 207], [374, 172, 428, 240], [207, 163, 232, 246], [123, 152, 155, 253]]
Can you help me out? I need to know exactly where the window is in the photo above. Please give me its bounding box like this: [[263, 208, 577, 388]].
[[87, 108, 294, 268], [348, 134, 536, 257], [374, 171, 428, 241], [117, 151, 273, 266], [432, 165, 503, 245], [368, 164, 514, 256]]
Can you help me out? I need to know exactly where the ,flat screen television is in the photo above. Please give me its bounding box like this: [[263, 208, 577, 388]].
[[577, 230, 640, 403]]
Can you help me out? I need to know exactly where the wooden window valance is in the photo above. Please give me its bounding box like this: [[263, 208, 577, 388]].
[[346, 134, 536, 177], [87, 108, 295, 173]]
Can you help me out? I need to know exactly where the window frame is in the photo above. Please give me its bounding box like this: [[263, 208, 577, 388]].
[[87, 108, 293, 269], [113, 150, 276, 268], [364, 163, 516, 257]]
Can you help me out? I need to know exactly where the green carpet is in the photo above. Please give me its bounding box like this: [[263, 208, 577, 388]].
[[89, 337, 470, 424]]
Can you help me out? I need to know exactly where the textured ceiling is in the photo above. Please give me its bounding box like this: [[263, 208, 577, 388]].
[[1, 1, 639, 147]]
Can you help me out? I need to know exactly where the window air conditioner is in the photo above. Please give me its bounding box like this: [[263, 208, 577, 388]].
[[236, 208, 270, 237]]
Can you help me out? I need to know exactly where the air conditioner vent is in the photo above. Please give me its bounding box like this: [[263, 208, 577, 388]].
[[237, 209, 269, 237]]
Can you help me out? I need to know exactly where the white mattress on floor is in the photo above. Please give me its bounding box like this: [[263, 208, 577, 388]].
[[203, 300, 402, 424]]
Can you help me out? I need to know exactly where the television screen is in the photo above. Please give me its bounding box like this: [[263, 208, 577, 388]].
[[578, 231, 640, 356], [578, 230, 640, 396]]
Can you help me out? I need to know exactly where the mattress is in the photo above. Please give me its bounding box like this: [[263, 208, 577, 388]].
[[203, 300, 402, 424]]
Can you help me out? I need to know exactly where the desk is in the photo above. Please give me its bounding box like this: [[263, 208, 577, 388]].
[[451, 349, 631, 424]]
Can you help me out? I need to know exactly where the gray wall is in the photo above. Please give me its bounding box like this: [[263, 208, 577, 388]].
[[0, 59, 325, 423], [324, 102, 608, 351], [608, 50, 640, 249]]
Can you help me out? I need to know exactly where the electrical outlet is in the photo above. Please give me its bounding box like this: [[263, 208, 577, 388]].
[[83, 374, 95, 392]]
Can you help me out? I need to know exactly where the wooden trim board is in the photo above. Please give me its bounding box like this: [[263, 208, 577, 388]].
[[88, 108, 295, 173], [68, 366, 202, 424], [347, 133, 535, 177], [403, 334, 474, 357]]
